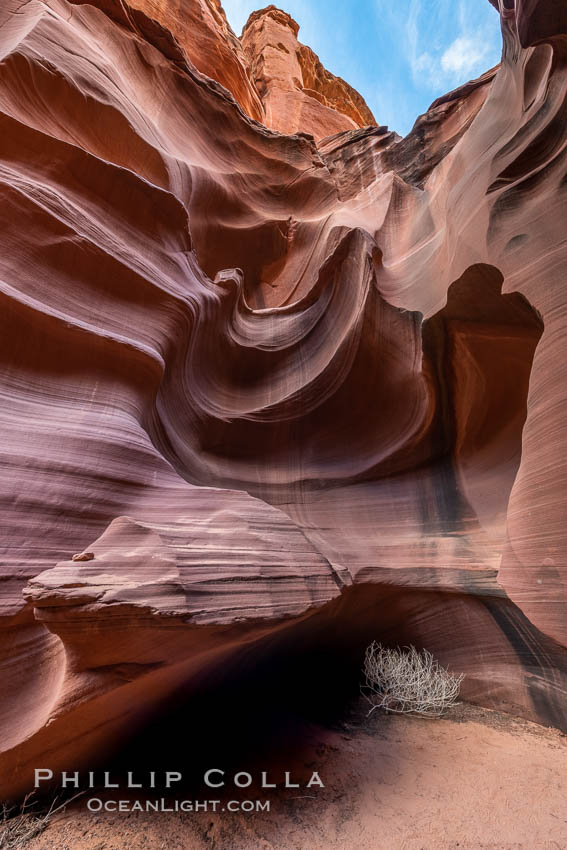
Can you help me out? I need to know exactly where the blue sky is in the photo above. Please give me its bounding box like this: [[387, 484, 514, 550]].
[[222, 0, 502, 136]]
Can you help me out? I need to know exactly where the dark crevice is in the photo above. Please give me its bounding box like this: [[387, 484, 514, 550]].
[[28, 580, 567, 806], [422, 263, 543, 535]]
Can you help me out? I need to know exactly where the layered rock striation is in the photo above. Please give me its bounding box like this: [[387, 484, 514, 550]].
[[1, 0, 567, 800]]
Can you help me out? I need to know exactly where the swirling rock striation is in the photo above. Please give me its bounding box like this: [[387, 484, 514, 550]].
[[1, 0, 567, 800]]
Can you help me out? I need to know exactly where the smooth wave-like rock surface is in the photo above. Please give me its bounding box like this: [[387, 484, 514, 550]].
[[1, 0, 567, 800]]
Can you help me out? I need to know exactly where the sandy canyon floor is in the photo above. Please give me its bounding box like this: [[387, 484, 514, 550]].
[[10, 701, 567, 850]]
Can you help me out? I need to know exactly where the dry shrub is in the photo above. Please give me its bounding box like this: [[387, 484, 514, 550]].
[[0, 792, 84, 849], [363, 642, 464, 717]]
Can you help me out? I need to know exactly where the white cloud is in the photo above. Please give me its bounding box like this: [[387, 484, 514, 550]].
[[402, 0, 500, 91], [413, 51, 437, 78], [441, 35, 489, 76]]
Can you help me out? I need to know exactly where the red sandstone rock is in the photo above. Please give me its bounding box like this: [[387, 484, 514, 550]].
[[1, 0, 567, 802], [240, 5, 376, 139], [95, 0, 266, 122]]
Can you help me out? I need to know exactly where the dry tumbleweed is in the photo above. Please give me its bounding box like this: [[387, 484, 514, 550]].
[[363, 642, 464, 717], [0, 792, 85, 849]]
